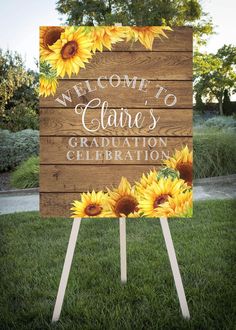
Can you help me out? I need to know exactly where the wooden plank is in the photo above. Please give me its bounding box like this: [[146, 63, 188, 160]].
[[40, 165, 164, 193], [40, 108, 192, 136], [40, 193, 89, 217], [40, 81, 192, 108], [40, 136, 192, 164], [68, 52, 192, 80], [103, 27, 192, 52]]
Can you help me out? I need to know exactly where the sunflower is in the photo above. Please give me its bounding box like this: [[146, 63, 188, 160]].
[[39, 61, 58, 97], [125, 26, 172, 50], [40, 26, 65, 60], [138, 177, 188, 217], [46, 26, 93, 77], [39, 75, 57, 97], [107, 177, 140, 217], [71, 190, 109, 218], [158, 190, 193, 218], [164, 146, 193, 186], [135, 169, 157, 197], [89, 26, 126, 52]]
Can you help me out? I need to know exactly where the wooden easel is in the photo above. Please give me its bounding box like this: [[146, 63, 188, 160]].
[[52, 217, 190, 322]]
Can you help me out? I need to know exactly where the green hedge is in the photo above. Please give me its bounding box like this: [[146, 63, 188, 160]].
[[193, 132, 236, 179], [10, 156, 39, 189], [0, 129, 39, 172]]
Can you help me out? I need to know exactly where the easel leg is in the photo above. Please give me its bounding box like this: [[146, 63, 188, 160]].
[[160, 217, 190, 319], [52, 217, 82, 322], [119, 217, 127, 284]]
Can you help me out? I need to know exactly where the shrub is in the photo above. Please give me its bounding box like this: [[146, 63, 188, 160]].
[[204, 116, 236, 131], [0, 129, 39, 172], [0, 104, 39, 132], [194, 132, 236, 179], [10, 156, 39, 189], [193, 112, 218, 129], [193, 113, 205, 127]]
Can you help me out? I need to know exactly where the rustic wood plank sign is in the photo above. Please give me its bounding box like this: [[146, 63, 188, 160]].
[[40, 26, 193, 218], [39, 26, 192, 322]]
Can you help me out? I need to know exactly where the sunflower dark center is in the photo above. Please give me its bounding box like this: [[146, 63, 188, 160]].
[[153, 194, 169, 208], [115, 196, 137, 216], [61, 40, 78, 59], [176, 162, 192, 186], [43, 27, 64, 50], [85, 204, 102, 216], [133, 27, 149, 32]]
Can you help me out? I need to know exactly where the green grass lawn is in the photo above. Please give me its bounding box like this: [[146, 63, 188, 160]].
[[0, 200, 236, 330]]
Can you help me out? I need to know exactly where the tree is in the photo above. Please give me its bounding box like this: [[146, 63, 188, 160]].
[[6, 68, 38, 111], [0, 50, 31, 113], [0, 50, 39, 131], [194, 45, 236, 115], [223, 89, 234, 116], [194, 92, 205, 113], [56, 0, 214, 44]]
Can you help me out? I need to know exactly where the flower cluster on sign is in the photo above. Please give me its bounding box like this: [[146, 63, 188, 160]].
[[71, 146, 193, 218], [40, 26, 172, 96]]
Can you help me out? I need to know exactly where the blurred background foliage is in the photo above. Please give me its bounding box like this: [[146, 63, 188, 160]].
[[0, 129, 39, 172], [0, 50, 39, 131], [55, 0, 214, 46]]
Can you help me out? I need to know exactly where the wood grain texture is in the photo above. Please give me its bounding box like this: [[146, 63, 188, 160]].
[[40, 108, 192, 136], [40, 165, 162, 193], [40, 193, 92, 217], [39, 27, 192, 217], [40, 136, 192, 164], [68, 52, 192, 80], [103, 27, 192, 52], [40, 81, 192, 108]]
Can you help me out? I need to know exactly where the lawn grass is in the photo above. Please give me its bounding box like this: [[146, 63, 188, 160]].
[[0, 200, 236, 329]]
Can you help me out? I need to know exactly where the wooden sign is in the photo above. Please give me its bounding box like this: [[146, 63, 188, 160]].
[[39, 26, 193, 218]]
